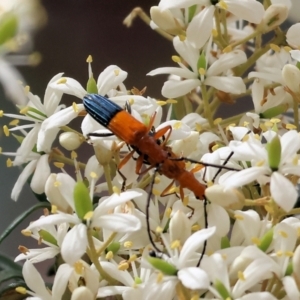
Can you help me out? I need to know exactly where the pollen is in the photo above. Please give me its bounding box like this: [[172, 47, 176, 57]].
[[90, 171, 97, 179], [166, 99, 177, 104], [264, 121, 273, 127], [21, 229, 32, 237], [285, 251, 294, 257], [270, 44, 281, 52], [172, 55, 181, 63], [156, 272, 164, 283], [178, 35, 186, 42], [18, 245, 29, 254], [171, 239, 181, 249], [129, 98, 134, 105], [114, 69, 120, 76], [16, 287, 27, 294], [57, 78, 67, 84], [9, 119, 19, 126], [270, 118, 281, 124], [251, 237, 260, 245], [165, 207, 172, 218], [124, 241, 133, 248], [83, 211, 93, 221], [51, 205, 58, 214], [0, 110, 3, 117], [206, 180, 213, 187], [218, 0, 228, 10], [243, 121, 249, 127], [276, 250, 283, 257], [234, 214, 244, 221], [106, 251, 114, 260], [192, 224, 200, 231], [113, 186, 121, 195], [53, 180, 61, 187], [195, 123, 202, 132], [154, 176, 160, 184], [212, 28, 218, 37], [191, 294, 199, 300], [156, 100, 167, 106], [128, 254, 137, 262], [212, 144, 219, 152], [71, 150, 77, 159], [54, 162, 65, 169], [198, 68, 206, 76], [183, 195, 189, 206], [173, 121, 182, 129], [237, 271, 245, 281], [118, 262, 129, 271], [256, 160, 265, 167], [19, 106, 29, 114], [223, 45, 232, 53], [24, 85, 30, 93], [278, 230, 288, 238], [283, 46, 292, 52], [286, 123, 297, 130], [86, 55, 93, 63], [74, 261, 84, 275], [3, 125, 10, 136], [156, 226, 163, 233], [6, 158, 13, 167], [72, 102, 78, 113], [213, 118, 222, 125]]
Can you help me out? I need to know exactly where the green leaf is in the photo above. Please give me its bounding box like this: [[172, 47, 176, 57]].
[[0, 281, 27, 300], [0, 202, 51, 244], [0, 270, 23, 284], [0, 253, 22, 272]]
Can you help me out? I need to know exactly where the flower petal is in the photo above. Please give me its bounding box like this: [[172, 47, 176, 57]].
[[178, 267, 210, 290]]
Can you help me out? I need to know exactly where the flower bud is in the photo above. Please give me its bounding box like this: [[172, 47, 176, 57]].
[[0, 12, 18, 45], [258, 228, 273, 252], [71, 287, 94, 300], [39, 229, 58, 246], [59, 132, 82, 151], [282, 64, 300, 94], [214, 279, 231, 300], [171, 131, 199, 156], [266, 135, 281, 171], [86, 76, 98, 94], [73, 181, 93, 220], [107, 241, 121, 254], [259, 4, 288, 33], [287, 24, 300, 48], [261, 104, 287, 119], [147, 256, 177, 276]]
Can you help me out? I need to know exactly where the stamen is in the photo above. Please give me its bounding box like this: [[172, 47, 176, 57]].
[[21, 229, 32, 237], [173, 121, 182, 129], [114, 69, 120, 76], [198, 68, 206, 76], [218, 0, 228, 10], [213, 118, 222, 125], [278, 230, 288, 238], [86, 55, 93, 63], [74, 261, 84, 275], [285, 251, 293, 257], [90, 171, 97, 179], [18, 245, 29, 254], [234, 214, 244, 220], [83, 211, 93, 221], [6, 158, 13, 167], [286, 124, 297, 130], [113, 186, 121, 195], [106, 251, 114, 260], [251, 237, 260, 245], [276, 250, 283, 257], [183, 196, 189, 206], [156, 100, 167, 106], [192, 224, 200, 231], [19, 107, 29, 114], [172, 55, 181, 63], [3, 125, 10, 136], [51, 205, 58, 214], [53, 162, 65, 169], [238, 271, 245, 281], [16, 287, 27, 294], [118, 262, 129, 271], [124, 241, 133, 248], [71, 151, 77, 159], [283, 46, 292, 52], [57, 78, 67, 84], [9, 119, 19, 126], [152, 189, 161, 196], [156, 272, 164, 283], [0, 110, 3, 117], [166, 99, 177, 104], [171, 240, 181, 249], [72, 102, 78, 113], [156, 226, 163, 233], [128, 254, 137, 262], [270, 44, 280, 52]]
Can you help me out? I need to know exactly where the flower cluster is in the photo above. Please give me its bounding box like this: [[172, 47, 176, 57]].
[[1, 0, 300, 299]]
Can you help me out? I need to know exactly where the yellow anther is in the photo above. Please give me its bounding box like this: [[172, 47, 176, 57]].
[[165, 207, 172, 218], [223, 45, 232, 53], [211, 144, 219, 152], [72, 103, 79, 114], [90, 171, 97, 179], [178, 35, 186, 41], [156, 272, 164, 283], [21, 229, 32, 237], [251, 237, 260, 245], [19, 107, 29, 115], [285, 251, 294, 257], [106, 251, 114, 260], [83, 211, 93, 221], [154, 176, 160, 184], [183, 195, 189, 206], [283, 46, 292, 52], [286, 123, 297, 130], [260, 123, 267, 132], [195, 123, 202, 132], [214, 118, 222, 125], [156, 100, 167, 106], [129, 98, 134, 105], [270, 44, 281, 52], [24, 85, 30, 93], [18, 245, 29, 254], [44, 208, 50, 216], [172, 55, 181, 63], [270, 118, 281, 124], [57, 78, 67, 84], [256, 160, 265, 167], [71, 150, 77, 159], [113, 186, 121, 195], [254, 134, 260, 140], [238, 271, 245, 281], [0, 110, 3, 117], [53, 181, 61, 187], [53, 162, 65, 169], [276, 250, 283, 257], [51, 205, 58, 214], [174, 122, 182, 129], [6, 158, 12, 167], [242, 135, 249, 142], [128, 254, 137, 262], [171, 240, 181, 249], [278, 230, 288, 238], [234, 214, 244, 221], [206, 180, 214, 187], [16, 287, 27, 294], [264, 121, 273, 127], [74, 261, 84, 275], [3, 125, 9, 136], [0, 147, 2, 154], [191, 294, 199, 300], [118, 262, 129, 271], [114, 69, 120, 76], [218, 0, 228, 10], [198, 68, 206, 76], [124, 241, 133, 248], [86, 55, 93, 63], [243, 121, 250, 127], [166, 99, 177, 104], [192, 224, 200, 231], [212, 28, 218, 37], [156, 226, 163, 233], [9, 119, 19, 126], [168, 186, 177, 194], [152, 189, 161, 196]]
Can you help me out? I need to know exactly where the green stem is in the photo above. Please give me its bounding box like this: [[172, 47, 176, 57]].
[[214, 9, 227, 48], [51, 151, 86, 169], [96, 232, 118, 256], [87, 228, 117, 284], [201, 84, 213, 127], [103, 163, 113, 195]]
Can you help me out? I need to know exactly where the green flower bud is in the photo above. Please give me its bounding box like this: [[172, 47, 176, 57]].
[[134, 277, 143, 284], [107, 242, 121, 254], [39, 229, 58, 246], [147, 256, 177, 276], [260, 104, 287, 119], [0, 13, 18, 45], [285, 261, 293, 276], [214, 279, 231, 299], [267, 135, 281, 171], [86, 77, 98, 94], [73, 181, 93, 220], [221, 236, 230, 249], [188, 5, 197, 22], [197, 52, 207, 73], [258, 228, 273, 252]]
